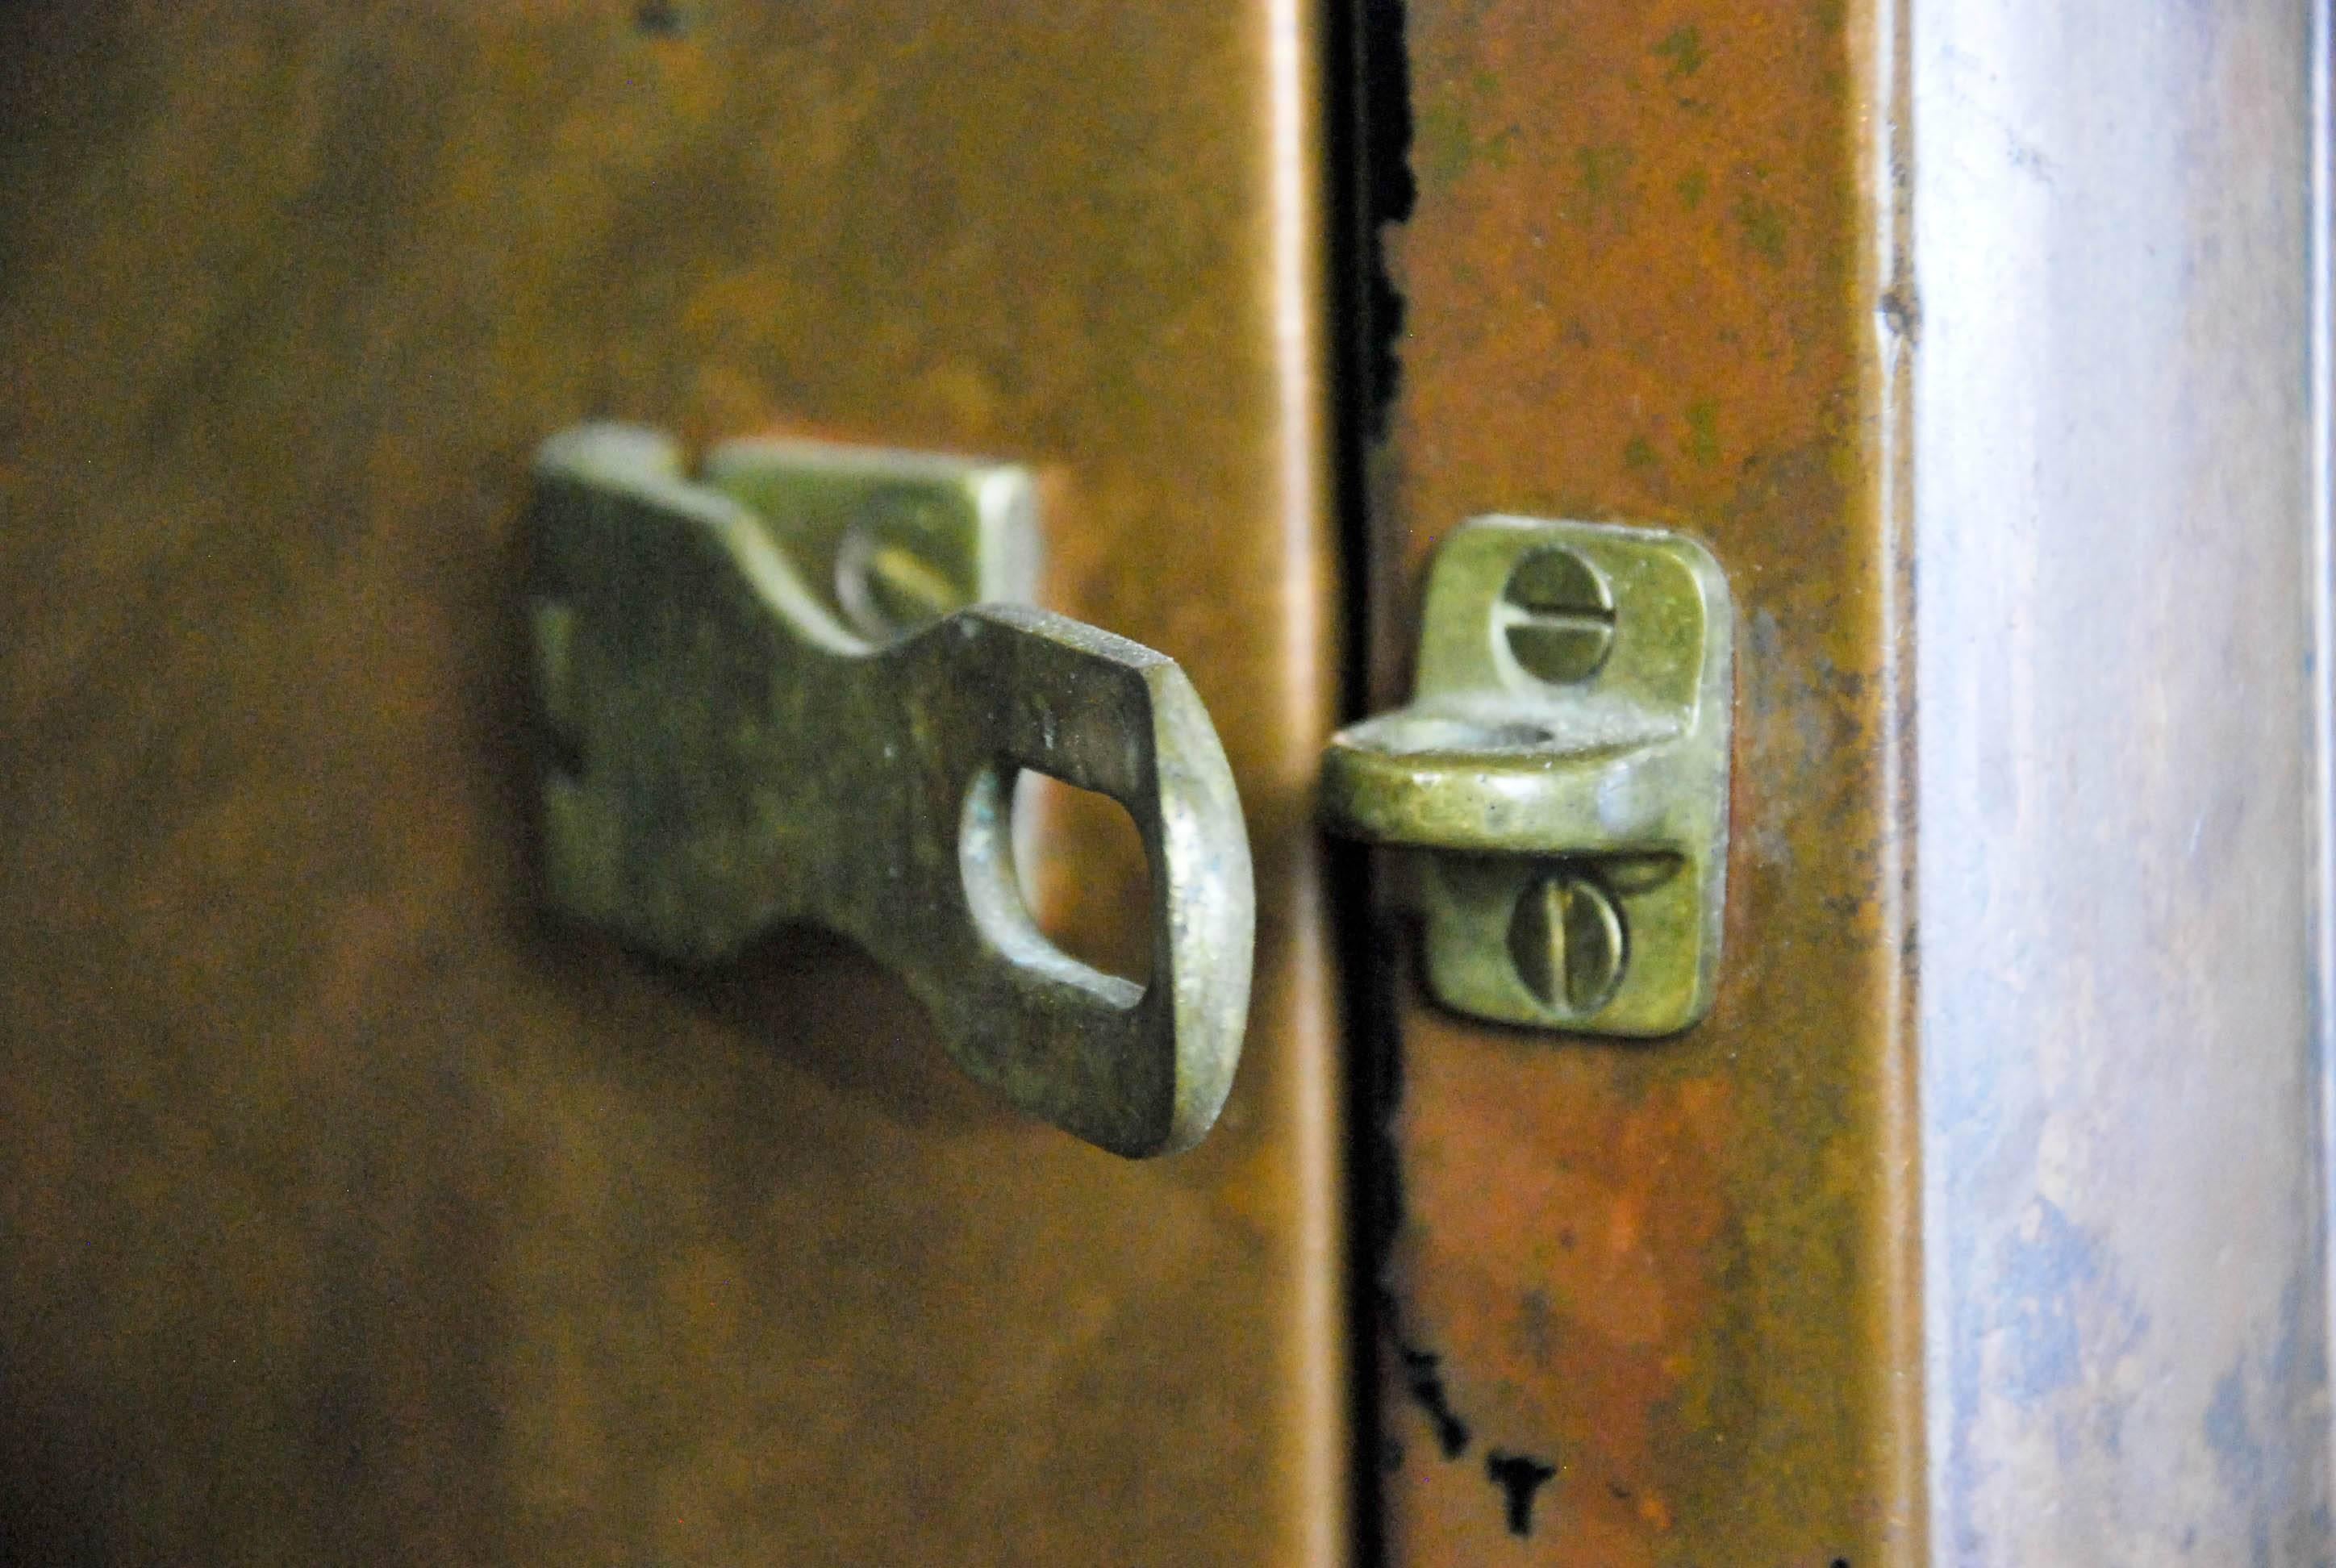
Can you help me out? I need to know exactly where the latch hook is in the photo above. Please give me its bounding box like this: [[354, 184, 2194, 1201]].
[[1321, 515, 1732, 1036], [528, 424, 1254, 1157]]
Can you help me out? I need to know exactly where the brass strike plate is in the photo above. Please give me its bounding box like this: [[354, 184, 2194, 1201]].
[[1320, 516, 1732, 1036], [699, 436, 1040, 644]]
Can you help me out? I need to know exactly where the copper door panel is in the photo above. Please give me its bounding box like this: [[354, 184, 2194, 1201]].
[[0, 4, 1345, 1563], [1365, 0, 2330, 1563], [1362, 2, 1921, 1562]]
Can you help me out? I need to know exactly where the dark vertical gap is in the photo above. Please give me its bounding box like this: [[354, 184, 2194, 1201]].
[[1325, 0, 1413, 1562]]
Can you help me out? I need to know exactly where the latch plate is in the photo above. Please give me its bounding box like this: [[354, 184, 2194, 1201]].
[[1320, 516, 1732, 1036], [528, 424, 1254, 1157]]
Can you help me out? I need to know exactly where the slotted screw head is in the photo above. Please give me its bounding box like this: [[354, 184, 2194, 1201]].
[[1501, 545, 1615, 683], [1507, 869, 1625, 1015], [836, 495, 969, 641]]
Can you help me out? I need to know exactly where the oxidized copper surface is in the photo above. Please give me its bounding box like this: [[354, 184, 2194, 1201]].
[[1370, 2, 1921, 1562], [0, 2, 1345, 1561]]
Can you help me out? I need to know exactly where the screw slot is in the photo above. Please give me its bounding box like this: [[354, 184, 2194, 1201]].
[[1507, 869, 1625, 1015], [835, 497, 967, 642], [1500, 546, 1615, 684]]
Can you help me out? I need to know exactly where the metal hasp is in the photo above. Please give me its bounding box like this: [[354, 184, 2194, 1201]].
[[527, 423, 1254, 1157], [1320, 516, 1732, 1035]]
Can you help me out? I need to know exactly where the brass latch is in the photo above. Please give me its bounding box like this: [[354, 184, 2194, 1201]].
[[1320, 516, 1732, 1036], [527, 424, 1253, 1157]]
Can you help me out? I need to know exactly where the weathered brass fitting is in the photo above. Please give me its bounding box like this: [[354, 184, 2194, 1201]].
[[1321, 516, 1732, 1036], [528, 424, 1254, 1157]]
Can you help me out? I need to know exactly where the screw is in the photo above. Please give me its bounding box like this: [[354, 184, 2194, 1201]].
[[835, 496, 967, 641], [1500, 546, 1614, 682], [1507, 869, 1625, 1015]]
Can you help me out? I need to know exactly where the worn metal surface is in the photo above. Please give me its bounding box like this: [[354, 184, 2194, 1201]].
[[0, 2, 1344, 1562], [1367, 0, 1921, 1560], [1913, 0, 2329, 1558], [697, 432, 1037, 641], [1374, 0, 2330, 1561], [532, 424, 1254, 1157], [1323, 516, 1732, 1035]]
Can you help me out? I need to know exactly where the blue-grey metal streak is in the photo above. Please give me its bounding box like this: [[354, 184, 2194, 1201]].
[[1915, 0, 2330, 1560]]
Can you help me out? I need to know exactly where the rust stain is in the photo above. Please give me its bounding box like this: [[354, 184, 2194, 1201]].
[[1374, 0, 1918, 1562]]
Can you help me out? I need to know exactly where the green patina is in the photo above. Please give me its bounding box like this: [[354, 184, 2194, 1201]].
[[1577, 144, 1633, 209], [1653, 24, 1706, 78], [1683, 400, 1721, 465], [1733, 192, 1788, 265]]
